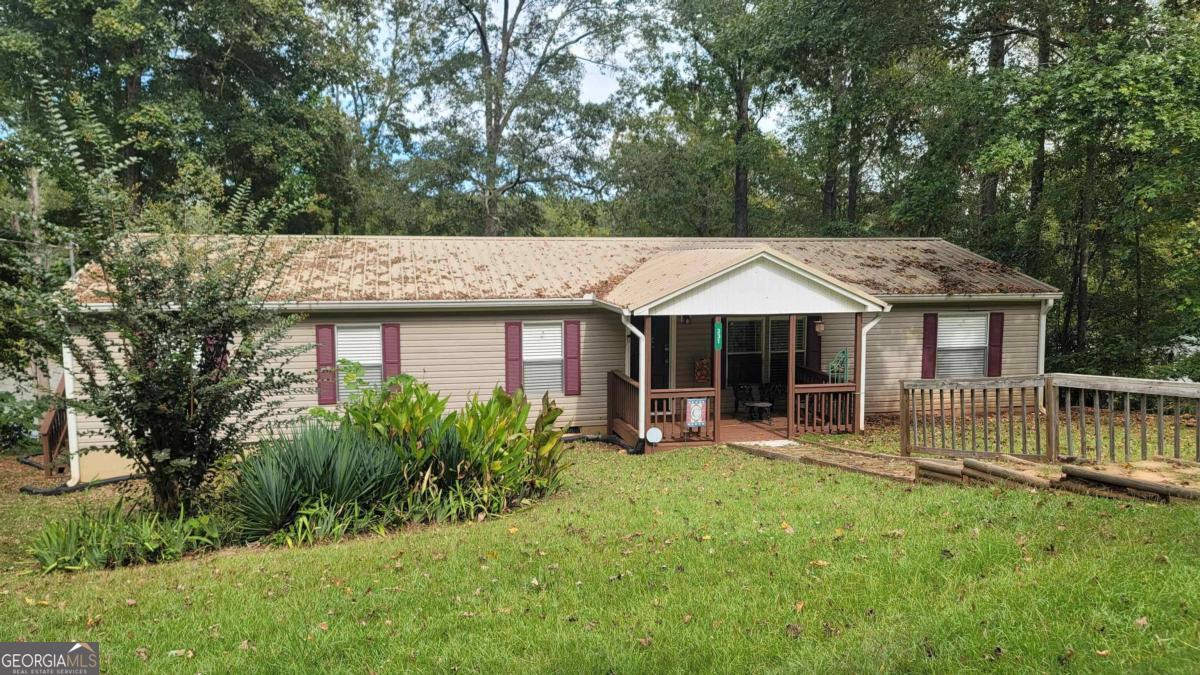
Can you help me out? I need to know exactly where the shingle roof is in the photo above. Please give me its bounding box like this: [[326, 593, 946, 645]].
[[70, 236, 1059, 306]]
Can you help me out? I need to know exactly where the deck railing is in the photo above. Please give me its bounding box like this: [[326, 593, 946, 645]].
[[38, 379, 68, 477], [900, 373, 1200, 463], [1049, 373, 1199, 463], [649, 388, 717, 444], [793, 383, 857, 434], [900, 375, 1044, 459], [607, 370, 640, 445]]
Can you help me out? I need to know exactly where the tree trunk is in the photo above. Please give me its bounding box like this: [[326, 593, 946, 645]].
[[732, 80, 750, 237], [821, 94, 840, 221], [123, 41, 143, 190], [1074, 142, 1098, 351], [978, 17, 1007, 228], [1029, 18, 1051, 214], [846, 112, 862, 224]]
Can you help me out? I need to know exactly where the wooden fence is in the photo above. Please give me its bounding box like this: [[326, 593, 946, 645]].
[[900, 373, 1200, 463]]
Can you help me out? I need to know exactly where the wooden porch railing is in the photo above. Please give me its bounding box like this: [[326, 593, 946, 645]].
[[607, 370, 640, 446], [649, 387, 717, 444], [38, 379, 68, 477], [900, 373, 1200, 463], [796, 366, 831, 385], [793, 383, 857, 434]]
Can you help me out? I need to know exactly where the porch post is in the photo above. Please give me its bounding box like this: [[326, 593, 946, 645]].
[[853, 312, 864, 433], [786, 314, 797, 438], [712, 316, 722, 443], [643, 316, 653, 443]]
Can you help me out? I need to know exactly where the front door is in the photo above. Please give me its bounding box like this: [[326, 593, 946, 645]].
[[649, 316, 671, 389], [627, 316, 671, 389]]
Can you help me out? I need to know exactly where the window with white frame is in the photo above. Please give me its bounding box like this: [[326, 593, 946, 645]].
[[336, 324, 382, 400], [523, 321, 563, 395], [936, 314, 988, 377], [768, 317, 806, 384]]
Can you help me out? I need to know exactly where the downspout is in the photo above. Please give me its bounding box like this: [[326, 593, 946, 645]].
[[62, 344, 81, 487], [1037, 299, 1054, 411], [620, 313, 646, 441], [857, 314, 884, 432]]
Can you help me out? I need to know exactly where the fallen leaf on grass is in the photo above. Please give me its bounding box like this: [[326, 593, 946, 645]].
[[135, 647, 148, 661], [637, 637, 652, 647], [508, 527, 519, 534], [318, 622, 329, 631], [809, 560, 830, 568], [1134, 616, 1148, 628], [125, 598, 137, 607], [239, 640, 256, 652], [682, 613, 693, 624], [883, 529, 906, 539], [166, 649, 194, 659], [794, 601, 806, 613], [1096, 650, 1110, 657], [785, 623, 803, 638]]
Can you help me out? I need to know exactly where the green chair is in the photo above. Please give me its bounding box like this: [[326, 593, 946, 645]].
[[828, 349, 850, 383]]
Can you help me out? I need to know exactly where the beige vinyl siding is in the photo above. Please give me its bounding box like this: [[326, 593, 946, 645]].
[[674, 318, 711, 388], [863, 303, 1042, 414], [71, 308, 625, 482]]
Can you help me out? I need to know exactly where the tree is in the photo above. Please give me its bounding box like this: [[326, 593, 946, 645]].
[[413, 0, 626, 235], [645, 0, 791, 236], [26, 89, 313, 513], [0, 0, 349, 229]]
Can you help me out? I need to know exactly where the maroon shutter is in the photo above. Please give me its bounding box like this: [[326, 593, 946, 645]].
[[504, 322, 523, 394], [382, 323, 401, 380], [315, 324, 337, 404], [921, 313, 938, 379], [563, 320, 581, 396], [987, 312, 1004, 377], [805, 315, 822, 371]]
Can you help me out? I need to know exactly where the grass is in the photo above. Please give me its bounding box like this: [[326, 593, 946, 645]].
[[3, 444, 1200, 672]]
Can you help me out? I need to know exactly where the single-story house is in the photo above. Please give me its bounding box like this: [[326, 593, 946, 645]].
[[60, 236, 1060, 484]]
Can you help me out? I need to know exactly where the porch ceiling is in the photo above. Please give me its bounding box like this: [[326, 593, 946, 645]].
[[604, 246, 888, 316]]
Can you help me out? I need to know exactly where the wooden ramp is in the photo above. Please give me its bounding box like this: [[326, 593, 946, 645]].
[[730, 440, 916, 483]]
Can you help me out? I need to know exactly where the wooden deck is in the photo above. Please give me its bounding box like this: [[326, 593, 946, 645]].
[[720, 414, 790, 442]]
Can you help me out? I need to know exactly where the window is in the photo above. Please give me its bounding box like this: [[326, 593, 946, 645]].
[[936, 314, 988, 377], [523, 321, 563, 395], [726, 319, 762, 355], [336, 325, 382, 400], [768, 317, 806, 384]]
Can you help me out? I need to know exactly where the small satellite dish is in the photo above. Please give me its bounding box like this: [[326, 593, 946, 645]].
[[646, 427, 663, 444]]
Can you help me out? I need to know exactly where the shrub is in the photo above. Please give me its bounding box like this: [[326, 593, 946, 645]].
[[30, 501, 223, 573], [325, 371, 570, 523], [0, 392, 42, 453], [229, 421, 404, 541]]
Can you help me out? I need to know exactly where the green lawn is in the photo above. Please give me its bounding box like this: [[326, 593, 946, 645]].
[[3, 444, 1200, 672]]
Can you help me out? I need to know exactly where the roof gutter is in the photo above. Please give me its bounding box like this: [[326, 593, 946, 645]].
[[881, 292, 1062, 303], [80, 297, 607, 313]]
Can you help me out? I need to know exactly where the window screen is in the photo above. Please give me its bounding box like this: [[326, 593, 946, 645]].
[[768, 318, 805, 384], [936, 314, 988, 377], [337, 325, 382, 400], [726, 319, 762, 354], [523, 321, 563, 395]]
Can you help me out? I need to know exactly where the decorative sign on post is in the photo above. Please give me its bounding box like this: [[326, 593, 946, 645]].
[[685, 397, 708, 428], [713, 319, 723, 351]]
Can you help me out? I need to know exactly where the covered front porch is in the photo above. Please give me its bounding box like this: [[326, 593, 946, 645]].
[[600, 246, 888, 450], [607, 313, 867, 447]]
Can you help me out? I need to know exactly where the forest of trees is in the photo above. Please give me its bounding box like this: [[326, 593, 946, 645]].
[[1, 0, 1198, 378]]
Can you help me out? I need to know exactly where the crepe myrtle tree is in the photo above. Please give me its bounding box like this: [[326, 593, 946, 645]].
[[61, 201, 312, 513]]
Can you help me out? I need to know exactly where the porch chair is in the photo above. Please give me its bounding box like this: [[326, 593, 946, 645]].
[[732, 384, 758, 417], [828, 349, 850, 383]]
